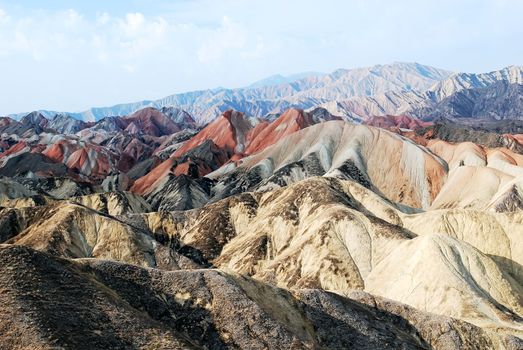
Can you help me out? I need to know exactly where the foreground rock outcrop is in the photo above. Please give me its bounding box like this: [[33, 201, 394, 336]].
[[1, 245, 519, 350], [2, 176, 522, 341], [159, 179, 523, 335]]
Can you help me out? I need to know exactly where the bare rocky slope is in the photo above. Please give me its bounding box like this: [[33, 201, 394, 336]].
[[412, 82, 523, 121], [318, 65, 523, 121], [1, 244, 521, 350], [1, 176, 522, 345]]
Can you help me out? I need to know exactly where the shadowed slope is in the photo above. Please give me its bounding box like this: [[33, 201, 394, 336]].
[[1, 244, 517, 350]]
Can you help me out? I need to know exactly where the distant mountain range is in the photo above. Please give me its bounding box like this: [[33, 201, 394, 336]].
[[318, 65, 523, 121], [6, 62, 451, 123], [6, 62, 523, 124], [413, 81, 523, 120], [246, 71, 326, 88]]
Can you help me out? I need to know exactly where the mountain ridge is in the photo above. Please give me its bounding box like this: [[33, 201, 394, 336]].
[[6, 62, 452, 123], [7, 63, 523, 125]]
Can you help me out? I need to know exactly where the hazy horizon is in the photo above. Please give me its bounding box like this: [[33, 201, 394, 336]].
[[0, 0, 521, 115], [4, 61, 455, 116]]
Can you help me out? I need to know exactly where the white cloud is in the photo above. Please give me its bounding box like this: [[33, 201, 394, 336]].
[[96, 12, 110, 26], [0, 8, 9, 23], [117, 15, 170, 55], [197, 16, 257, 64], [0, 9, 182, 66], [120, 12, 146, 35], [240, 35, 266, 60], [0, 7, 269, 72], [122, 63, 137, 72], [64, 9, 82, 27]]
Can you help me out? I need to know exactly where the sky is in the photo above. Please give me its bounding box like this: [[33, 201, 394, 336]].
[[0, 0, 522, 115]]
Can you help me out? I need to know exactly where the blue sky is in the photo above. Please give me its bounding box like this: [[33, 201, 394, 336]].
[[0, 0, 522, 114]]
